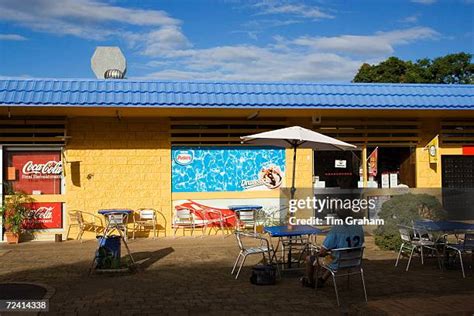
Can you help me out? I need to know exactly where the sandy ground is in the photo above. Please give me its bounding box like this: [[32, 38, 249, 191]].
[[0, 234, 473, 315]]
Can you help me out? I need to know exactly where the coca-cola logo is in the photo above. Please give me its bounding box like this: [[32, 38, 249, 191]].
[[175, 151, 194, 166], [22, 160, 63, 175], [28, 206, 54, 220]]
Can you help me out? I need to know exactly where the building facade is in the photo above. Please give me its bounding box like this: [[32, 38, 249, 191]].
[[0, 79, 473, 240]]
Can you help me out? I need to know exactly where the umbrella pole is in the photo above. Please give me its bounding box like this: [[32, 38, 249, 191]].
[[290, 143, 297, 200], [287, 143, 298, 267]]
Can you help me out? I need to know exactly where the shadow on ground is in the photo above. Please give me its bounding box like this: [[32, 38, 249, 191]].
[[132, 247, 175, 271], [0, 239, 473, 315]]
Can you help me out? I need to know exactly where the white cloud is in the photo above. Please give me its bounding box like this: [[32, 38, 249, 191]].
[[141, 49, 368, 82], [0, 0, 442, 82], [253, 1, 334, 20], [411, 0, 437, 4], [0, 0, 191, 64], [123, 26, 191, 57], [138, 26, 440, 82], [400, 14, 419, 24], [0, 74, 32, 78], [0, 0, 181, 40], [292, 27, 440, 56], [0, 34, 27, 41]]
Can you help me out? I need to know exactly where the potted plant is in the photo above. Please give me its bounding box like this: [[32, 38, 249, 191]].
[[1, 192, 34, 244]]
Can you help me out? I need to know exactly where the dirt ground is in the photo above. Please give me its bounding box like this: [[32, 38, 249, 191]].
[[0, 235, 473, 315]]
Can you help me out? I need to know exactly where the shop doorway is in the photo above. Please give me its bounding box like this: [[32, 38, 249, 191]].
[[313, 147, 416, 189], [313, 151, 361, 189], [366, 147, 416, 188]]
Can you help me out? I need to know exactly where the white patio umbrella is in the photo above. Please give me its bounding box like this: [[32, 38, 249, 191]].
[[241, 126, 357, 200]]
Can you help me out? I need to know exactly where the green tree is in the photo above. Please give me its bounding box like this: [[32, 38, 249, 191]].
[[353, 52, 473, 84], [430, 52, 474, 84]]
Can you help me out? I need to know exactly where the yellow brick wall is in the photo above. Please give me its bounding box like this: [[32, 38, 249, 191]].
[[415, 119, 463, 188], [62, 117, 317, 239], [64, 117, 171, 239]]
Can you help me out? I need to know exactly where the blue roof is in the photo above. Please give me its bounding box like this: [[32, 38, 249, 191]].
[[0, 78, 473, 110]]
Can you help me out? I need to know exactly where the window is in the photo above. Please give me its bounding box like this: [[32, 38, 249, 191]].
[[4, 150, 63, 195]]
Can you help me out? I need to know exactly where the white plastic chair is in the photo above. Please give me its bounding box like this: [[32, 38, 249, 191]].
[[316, 246, 367, 307], [231, 231, 278, 279], [133, 208, 158, 239]]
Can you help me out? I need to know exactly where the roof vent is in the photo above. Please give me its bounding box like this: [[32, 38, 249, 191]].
[[104, 69, 124, 79], [91, 46, 127, 79]]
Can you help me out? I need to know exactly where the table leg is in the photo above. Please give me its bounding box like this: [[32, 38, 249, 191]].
[[270, 237, 281, 264], [115, 225, 135, 264], [103, 221, 111, 237]]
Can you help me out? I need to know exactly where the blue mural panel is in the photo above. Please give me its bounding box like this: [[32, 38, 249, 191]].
[[172, 146, 286, 192]]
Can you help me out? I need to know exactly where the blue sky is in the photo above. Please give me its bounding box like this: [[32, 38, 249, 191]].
[[0, 0, 472, 82]]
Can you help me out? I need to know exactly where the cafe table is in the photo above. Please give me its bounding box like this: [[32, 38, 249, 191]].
[[98, 209, 134, 240], [91, 209, 135, 273], [264, 225, 324, 270], [415, 220, 474, 234], [414, 220, 474, 270]]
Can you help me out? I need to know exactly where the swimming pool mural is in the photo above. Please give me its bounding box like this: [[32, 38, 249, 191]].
[[172, 146, 286, 192]]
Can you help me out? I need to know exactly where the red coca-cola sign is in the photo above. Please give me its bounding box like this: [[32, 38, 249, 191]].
[[6, 151, 62, 194], [22, 160, 62, 177], [23, 202, 63, 229]]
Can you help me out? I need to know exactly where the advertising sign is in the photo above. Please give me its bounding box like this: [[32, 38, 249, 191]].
[[428, 135, 439, 164], [174, 150, 194, 166], [367, 147, 378, 177], [334, 160, 347, 168], [173, 198, 284, 226], [23, 202, 63, 230], [6, 151, 62, 195], [172, 146, 285, 192]]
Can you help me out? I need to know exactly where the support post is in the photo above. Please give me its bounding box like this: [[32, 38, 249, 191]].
[[362, 145, 367, 188]]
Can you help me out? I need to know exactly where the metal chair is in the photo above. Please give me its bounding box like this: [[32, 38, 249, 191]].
[[316, 246, 367, 307], [395, 225, 442, 271], [102, 211, 131, 240], [266, 206, 287, 226], [235, 209, 257, 233], [445, 233, 474, 278], [172, 207, 205, 237], [413, 225, 445, 268], [133, 208, 158, 239], [66, 210, 102, 242], [231, 231, 278, 279]]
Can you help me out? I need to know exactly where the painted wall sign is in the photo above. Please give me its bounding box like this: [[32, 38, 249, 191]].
[[23, 202, 63, 230], [172, 146, 285, 192], [174, 150, 194, 166], [428, 135, 439, 164]]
